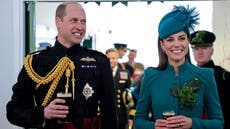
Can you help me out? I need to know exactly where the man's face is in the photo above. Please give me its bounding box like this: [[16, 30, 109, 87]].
[[118, 48, 127, 59], [106, 51, 119, 69], [192, 45, 213, 66], [56, 3, 86, 48], [128, 51, 136, 61]]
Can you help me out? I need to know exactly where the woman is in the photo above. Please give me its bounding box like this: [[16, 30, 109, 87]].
[[133, 5, 224, 129]]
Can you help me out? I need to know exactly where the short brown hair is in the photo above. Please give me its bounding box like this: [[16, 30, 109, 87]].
[[55, 1, 81, 20], [105, 48, 118, 54]]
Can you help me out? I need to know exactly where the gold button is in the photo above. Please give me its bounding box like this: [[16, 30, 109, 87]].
[[117, 100, 121, 103], [117, 89, 121, 93], [117, 104, 121, 108], [117, 95, 120, 98]]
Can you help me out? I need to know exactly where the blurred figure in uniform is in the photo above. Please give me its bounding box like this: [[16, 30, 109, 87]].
[[191, 30, 230, 129], [114, 43, 134, 76], [131, 62, 145, 82], [106, 48, 134, 129], [126, 49, 137, 68], [114, 43, 129, 59], [6, 2, 117, 129], [128, 62, 145, 129], [124, 49, 137, 78]]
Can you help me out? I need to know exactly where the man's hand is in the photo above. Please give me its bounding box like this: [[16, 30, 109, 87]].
[[44, 98, 69, 119]]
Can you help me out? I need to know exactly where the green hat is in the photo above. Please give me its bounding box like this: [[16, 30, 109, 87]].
[[158, 5, 200, 39], [190, 30, 216, 46]]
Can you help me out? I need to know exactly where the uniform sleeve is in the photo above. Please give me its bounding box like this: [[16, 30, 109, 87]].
[[6, 67, 45, 128], [99, 57, 118, 129], [192, 69, 224, 129], [133, 69, 154, 129]]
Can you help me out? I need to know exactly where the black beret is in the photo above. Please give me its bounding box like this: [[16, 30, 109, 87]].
[[190, 30, 216, 46], [114, 43, 128, 49]]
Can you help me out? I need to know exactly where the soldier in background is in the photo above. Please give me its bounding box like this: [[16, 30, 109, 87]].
[[106, 48, 133, 129], [191, 30, 230, 129], [114, 43, 134, 76]]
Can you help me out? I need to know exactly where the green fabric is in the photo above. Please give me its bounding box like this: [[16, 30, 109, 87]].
[[134, 60, 224, 129], [158, 5, 199, 39]]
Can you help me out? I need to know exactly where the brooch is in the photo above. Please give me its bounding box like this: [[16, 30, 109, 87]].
[[82, 83, 94, 100]]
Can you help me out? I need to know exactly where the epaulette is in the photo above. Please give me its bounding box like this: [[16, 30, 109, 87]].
[[29, 46, 51, 55]]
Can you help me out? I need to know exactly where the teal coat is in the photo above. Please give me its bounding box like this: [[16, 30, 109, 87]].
[[134, 60, 224, 129]]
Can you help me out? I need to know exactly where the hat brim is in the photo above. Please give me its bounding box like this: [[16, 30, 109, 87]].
[[191, 43, 212, 48]]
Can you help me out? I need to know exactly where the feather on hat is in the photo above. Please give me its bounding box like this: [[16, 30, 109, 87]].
[[158, 5, 200, 39]]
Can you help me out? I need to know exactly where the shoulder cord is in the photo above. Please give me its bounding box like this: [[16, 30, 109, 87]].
[[23, 54, 75, 106]]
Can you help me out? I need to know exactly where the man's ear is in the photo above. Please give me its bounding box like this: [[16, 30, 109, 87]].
[[211, 47, 214, 55], [55, 17, 62, 28]]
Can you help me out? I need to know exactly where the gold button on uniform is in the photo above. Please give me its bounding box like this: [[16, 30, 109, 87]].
[[117, 94, 120, 98], [117, 104, 121, 108]]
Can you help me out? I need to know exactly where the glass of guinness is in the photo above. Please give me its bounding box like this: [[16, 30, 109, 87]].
[[162, 110, 176, 120], [56, 92, 72, 124]]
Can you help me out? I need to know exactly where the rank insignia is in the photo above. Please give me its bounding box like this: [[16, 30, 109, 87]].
[[80, 57, 96, 62], [82, 83, 94, 100], [120, 71, 128, 80]]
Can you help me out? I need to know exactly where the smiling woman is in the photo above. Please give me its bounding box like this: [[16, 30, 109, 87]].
[[35, 1, 213, 68]]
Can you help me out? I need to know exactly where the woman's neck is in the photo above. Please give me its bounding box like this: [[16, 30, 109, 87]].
[[168, 58, 185, 75]]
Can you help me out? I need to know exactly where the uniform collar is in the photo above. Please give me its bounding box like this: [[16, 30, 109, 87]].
[[51, 40, 83, 56], [200, 60, 215, 68]]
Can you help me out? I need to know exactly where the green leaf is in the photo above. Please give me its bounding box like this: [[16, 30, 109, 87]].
[[170, 86, 179, 97]]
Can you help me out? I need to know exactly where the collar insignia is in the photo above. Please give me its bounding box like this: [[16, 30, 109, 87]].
[[82, 83, 94, 100]]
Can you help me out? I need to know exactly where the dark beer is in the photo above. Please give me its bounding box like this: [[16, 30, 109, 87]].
[[162, 110, 175, 119], [56, 92, 72, 124]]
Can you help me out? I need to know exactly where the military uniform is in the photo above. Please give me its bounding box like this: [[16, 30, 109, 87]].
[[113, 67, 131, 129], [6, 41, 118, 129], [191, 30, 230, 129], [199, 60, 230, 129]]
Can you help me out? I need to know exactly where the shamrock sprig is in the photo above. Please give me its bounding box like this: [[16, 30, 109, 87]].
[[171, 78, 200, 109]]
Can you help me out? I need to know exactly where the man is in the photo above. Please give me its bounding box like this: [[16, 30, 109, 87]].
[[191, 30, 230, 129], [124, 49, 137, 77], [114, 43, 134, 76], [6, 2, 117, 129], [106, 48, 133, 129], [114, 43, 128, 59], [126, 49, 137, 68]]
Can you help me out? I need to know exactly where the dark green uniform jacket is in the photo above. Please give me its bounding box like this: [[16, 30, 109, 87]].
[[201, 60, 230, 129]]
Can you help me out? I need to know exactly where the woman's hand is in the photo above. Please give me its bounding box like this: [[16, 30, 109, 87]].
[[43, 98, 69, 119], [166, 115, 192, 129], [155, 119, 168, 129]]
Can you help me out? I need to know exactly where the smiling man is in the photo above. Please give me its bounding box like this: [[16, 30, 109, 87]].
[[6, 2, 117, 129]]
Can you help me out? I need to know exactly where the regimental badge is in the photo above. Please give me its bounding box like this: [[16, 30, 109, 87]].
[[120, 71, 128, 80], [82, 83, 94, 100], [80, 57, 96, 62]]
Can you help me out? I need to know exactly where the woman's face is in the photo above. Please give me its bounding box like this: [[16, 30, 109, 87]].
[[160, 31, 189, 65]]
